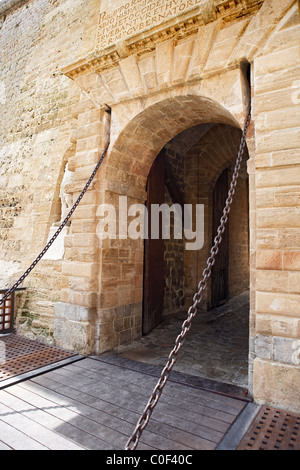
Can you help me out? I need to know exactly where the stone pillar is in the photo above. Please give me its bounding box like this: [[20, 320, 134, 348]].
[[247, 127, 257, 397], [93, 189, 146, 355], [252, 29, 300, 412], [54, 96, 111, 355]]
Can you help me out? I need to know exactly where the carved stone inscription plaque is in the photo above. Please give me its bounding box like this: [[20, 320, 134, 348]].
[[97, 0, 203, 49]]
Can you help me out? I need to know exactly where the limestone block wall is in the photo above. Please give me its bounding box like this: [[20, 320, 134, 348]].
[[251, 2, 300, 411], [54, 105, 111, 353], [60, 0, 299, 412], [0, 0, 99, 338], [0, 0, 299, 413]]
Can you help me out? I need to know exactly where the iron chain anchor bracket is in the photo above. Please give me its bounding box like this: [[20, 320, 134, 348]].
[[0, 142, 110, 308], [125, 105, 252, 451]]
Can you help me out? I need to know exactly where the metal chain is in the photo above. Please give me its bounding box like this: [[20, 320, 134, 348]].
[[125, 106, 252, 451], [0, 142, 110, 307], [1, 104, 251, 448]]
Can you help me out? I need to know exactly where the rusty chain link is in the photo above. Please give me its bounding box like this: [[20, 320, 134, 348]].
[[0, 142, 110, 307], [125, 106, 252, 451]]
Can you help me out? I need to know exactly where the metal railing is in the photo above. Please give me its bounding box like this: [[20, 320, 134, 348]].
[[0, 288, 26, 334]]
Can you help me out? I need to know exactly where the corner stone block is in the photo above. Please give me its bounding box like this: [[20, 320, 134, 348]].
[[256, 291, 300, 316], [273, 337, 300, 365], [172, 39, 194, 85], [138, 53, 158, 92], [255, 334, 272, 360], [54, 311, 94, 356], [187, 23, 218, 80], [256, 250, 282, 270], [253, 358, 300, 413], [254, 45, 300, 77], [204, 19, 249, 72], [256, 314, 300, 339], [119, 56, 144, 97], [77, 108, 103, 128], [257, 207, 300, 230], [100, 67, 131, 102], [256, 167, 300, 188], [283, 251, 300, 271], [62, 261, 98, 279], [75, 72, 115, 108], [156, 39, 175, 88], [255, 127, 300, 155], [75, 72, 99, 95], [55, 302, 91, 322], [71, 121, 103, 143]]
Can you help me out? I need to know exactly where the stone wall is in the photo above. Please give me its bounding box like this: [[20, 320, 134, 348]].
[[251, 1, 300, 411], [0, 0, 99, 339], [61, 0, 299, 412], [1, 0, 299, 413]]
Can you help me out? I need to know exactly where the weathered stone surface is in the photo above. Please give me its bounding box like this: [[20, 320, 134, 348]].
[[253, 358, 300, 413], [0, 0, 299, 414]]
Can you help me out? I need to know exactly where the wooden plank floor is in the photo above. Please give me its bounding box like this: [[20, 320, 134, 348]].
[[0, 357, 248, 450]]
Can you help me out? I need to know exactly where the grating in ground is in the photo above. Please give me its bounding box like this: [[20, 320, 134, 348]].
[[0, 334, 78, 382], [237, 405, 300, 450]]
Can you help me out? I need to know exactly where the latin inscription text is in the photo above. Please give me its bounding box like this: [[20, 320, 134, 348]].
[[97, 0, 202, 48]]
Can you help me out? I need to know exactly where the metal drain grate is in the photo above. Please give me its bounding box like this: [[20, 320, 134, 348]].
[[0, 334, 77, 381], [238, 405, 300, 450]]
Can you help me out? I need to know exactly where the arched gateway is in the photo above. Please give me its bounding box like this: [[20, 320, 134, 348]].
[[2, 0, 298, 413], [57, 45, 255, 387], [55, 93, 251, 340], [100, 95, 250, 335], [54, 0, 300, 412]]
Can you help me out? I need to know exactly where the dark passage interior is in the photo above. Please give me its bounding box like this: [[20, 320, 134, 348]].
[[114, 123, 250, 390]]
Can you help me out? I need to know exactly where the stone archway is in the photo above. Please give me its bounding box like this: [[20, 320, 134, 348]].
[[95, 94, 249, 357], [51, 0, 299, 412], [98, 104, 251, 388], [104, 95, 241, 199]]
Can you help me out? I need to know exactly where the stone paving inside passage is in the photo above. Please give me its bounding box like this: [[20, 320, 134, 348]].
[[111, 291, 250, 390]]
